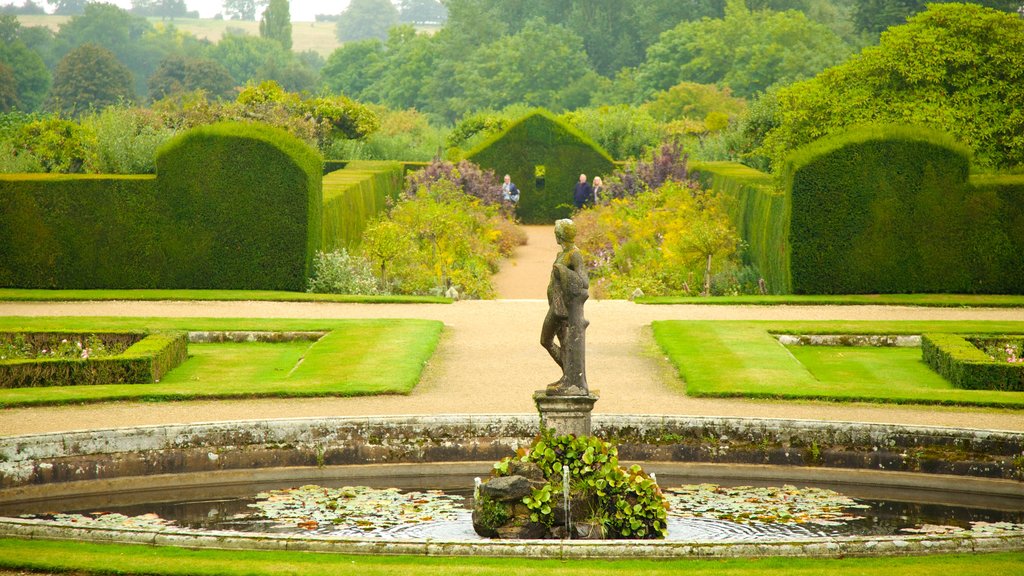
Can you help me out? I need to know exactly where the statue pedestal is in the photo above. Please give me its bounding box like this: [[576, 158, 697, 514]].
[[533, 391, 599, 437]]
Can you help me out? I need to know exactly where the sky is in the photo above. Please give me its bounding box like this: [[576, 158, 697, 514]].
[[21, 1, 353, 22]]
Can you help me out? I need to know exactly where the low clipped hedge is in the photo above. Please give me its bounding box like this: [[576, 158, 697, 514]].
[[321, 160, 403, 251], [921, 333, 1024, 392], [0, 122, 323, 291], [467, 109, 615, 224], [691, 161, 789, 294], [0, 331, 188, 388], [784, 125, 1024, 294]]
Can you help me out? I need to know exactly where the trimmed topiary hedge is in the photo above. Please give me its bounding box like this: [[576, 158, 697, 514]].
[[321, 160, 403, 252], [0, 122, 323, 291], [466, 109, 616, 224], [0, 330, 188, 388], [922, 333, 1024, 392], [784, 125, 1024, 294], [691, 161, 790, 294]]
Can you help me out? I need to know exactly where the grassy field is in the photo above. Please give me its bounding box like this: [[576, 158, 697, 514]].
[[1, 539, 1022, 576], [16, 15, 342, 56], [652, 320, 1024, 408], [15, 15, 442, 57], [638, 294, 1024, 307], [0, 288, 449, 303], [0, 316, 442, 407]]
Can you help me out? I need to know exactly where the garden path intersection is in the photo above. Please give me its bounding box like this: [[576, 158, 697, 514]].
[[1, 298, 1023, 437]]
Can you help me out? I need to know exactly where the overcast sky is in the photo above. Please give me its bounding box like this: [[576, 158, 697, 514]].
[[20, 1, 353, 22]]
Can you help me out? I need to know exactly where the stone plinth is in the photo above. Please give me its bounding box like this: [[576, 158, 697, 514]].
[[533, 391, 599, 437]]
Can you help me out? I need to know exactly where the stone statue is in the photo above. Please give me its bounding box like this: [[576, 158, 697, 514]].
[[541, 218, 589, 396]]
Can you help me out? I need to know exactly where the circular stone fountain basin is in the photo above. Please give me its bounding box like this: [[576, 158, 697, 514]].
[[1, 415, 1022, 558]]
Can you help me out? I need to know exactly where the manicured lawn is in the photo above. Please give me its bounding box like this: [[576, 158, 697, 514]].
[[638, 294, 1024, 307], [0, 317, 443, 407], [652, 320, 1024, 407], [0, 539, 1022, 576], [0, 288, 450, 304]]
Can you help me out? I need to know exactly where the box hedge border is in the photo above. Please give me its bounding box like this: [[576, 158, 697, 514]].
[[921, 333, 1024, 392], [0, 331, 188, 388]]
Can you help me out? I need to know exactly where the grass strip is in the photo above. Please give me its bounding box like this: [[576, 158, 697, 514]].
[[652, 320, 1024, 408], [638, 294, 1024, 308], [0, 539, 1022, 576], [0, 289, 450, 304], [0, 317, 442, 407]]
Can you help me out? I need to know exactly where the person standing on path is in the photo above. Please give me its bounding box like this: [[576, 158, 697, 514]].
[[573, 174, 592, 210], [502, 174, 520, 204]]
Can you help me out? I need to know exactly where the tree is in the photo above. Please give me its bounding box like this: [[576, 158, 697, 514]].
[[260, 0, 291, 50], [336, 0, 399, 41], [223, 0, 268, 21], [131, 0, 192, 19], [635, 0, 851, 98], [641, 82, 747, 122], [0, 62, 19, 112], [0, 1, 46, 14], [47, 0, 86, 15], [148, 55, 236, 100], [851, 0, 1022, 36], [760, 3, 1024, 170], [50, 44, 135, 116], [447, 19, 596, 116], [208, 33, 291, 84], [399, 0, 447, 24], [54, 3, 163, 99], [321, 40, 385, 99], [0, 15, 51, 111]]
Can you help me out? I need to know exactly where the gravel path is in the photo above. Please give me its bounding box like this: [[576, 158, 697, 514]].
[[2, 296, 1023, 437]]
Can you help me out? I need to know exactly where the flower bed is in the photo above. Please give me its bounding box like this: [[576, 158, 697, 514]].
[[0, 331, 187, 388], [921, 334, 1024, 392]]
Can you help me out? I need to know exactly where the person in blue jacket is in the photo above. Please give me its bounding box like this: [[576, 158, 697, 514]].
[[572, 174, 592, 209]]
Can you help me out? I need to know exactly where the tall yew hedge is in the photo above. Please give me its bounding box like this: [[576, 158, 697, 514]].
[[0, 122, 323, 291], [467, 109, 615, 224], [691, 161, 790, 294], [784, 125, 1024, 294], [321, 160, 403, 252]]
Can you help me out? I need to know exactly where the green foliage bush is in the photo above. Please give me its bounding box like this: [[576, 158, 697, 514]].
[[496, 432, 669, 539], [0, 121, 323, 290], [922, 333, 1024, 392], [785, 125, 1024, 294], [690, 160, 789, 294], [9, 117, 98, 173], [761, 4, 1024, 171], [321, 160, 403, 252], [360, 179, 515, 299], [306, 249, 381, 295], [0, 330, 187, 388], [81, 105, 174, 174], [467, 109, 615, 224]]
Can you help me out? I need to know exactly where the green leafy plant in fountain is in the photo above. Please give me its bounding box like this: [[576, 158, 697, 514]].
[[496, 430, 669, 539], [474, 494, 512, 532]]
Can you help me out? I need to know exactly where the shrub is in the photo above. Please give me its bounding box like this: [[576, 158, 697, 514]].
[[495, 432, 669, 539], [785, 124, 1024, 294], [574, 179, 743, 298], [466, 109, 616, 224], [10, 117, 97, 173], [690, 160, 787, 294], [559, 105, 664, 161], [0, 121, 323, 290], [82, 105, 175, 174], [922, 333, 1024, 392], [0, 330, 187, 387], [306, 249, 381, 295], [404, 159, 505, 206], [361, 178, 521, 298], [603, 141, 698, 200], [321, 160, 403, 252]]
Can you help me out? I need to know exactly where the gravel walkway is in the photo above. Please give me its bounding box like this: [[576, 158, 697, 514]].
[[2, 230, 1023, 436]]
